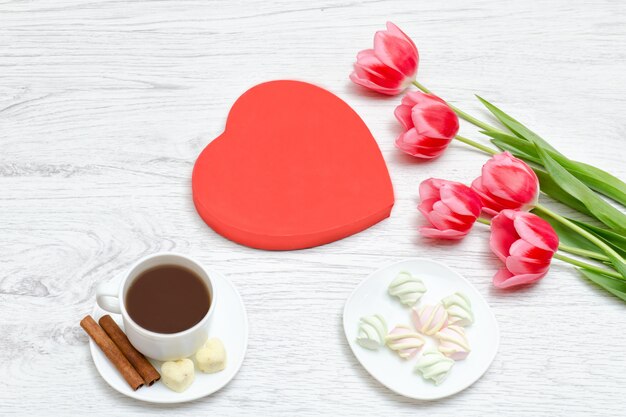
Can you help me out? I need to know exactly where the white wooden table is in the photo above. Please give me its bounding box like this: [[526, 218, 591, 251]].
[[2, 1, 625, 415]]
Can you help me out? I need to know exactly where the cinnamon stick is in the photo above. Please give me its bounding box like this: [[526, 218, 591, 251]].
[[80, 315, 144, 391], [99, 315, 161, 386]]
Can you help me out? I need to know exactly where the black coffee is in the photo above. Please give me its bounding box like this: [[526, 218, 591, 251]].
[[125, 265, 210, 334]]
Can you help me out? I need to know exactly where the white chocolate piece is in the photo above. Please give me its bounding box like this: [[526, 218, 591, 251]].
[[161, 359, 195, 393], [436, 325, 471, 360], [411, 303, 448, 335], [196, 338, 227, 373], [414, 349, 454, 385], [442, 292, 473, 326], [356, 314, 387, 350], [385, 325, 425, 359], [388, 271, 426, 306]]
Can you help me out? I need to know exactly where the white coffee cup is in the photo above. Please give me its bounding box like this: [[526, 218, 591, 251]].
[[96, 252, 216, 361]]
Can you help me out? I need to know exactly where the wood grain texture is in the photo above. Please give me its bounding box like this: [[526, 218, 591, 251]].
[[1, 0, 625, 415]]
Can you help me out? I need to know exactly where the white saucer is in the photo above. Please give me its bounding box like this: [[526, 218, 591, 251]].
[[89, 269, 248, 403], [343, 258, 499, 400]]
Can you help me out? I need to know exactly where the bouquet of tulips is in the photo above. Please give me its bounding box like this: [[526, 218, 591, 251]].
[[351, 23, 626, 300]]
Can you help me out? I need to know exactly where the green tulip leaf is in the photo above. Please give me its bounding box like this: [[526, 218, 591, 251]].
[[476, 98, 560, 154], [534, 169, 591, 215], [478, 97, 626, 235], [578, 268, 626, 303], [569, 219, 626, 258], [533, 143, 626, 234]]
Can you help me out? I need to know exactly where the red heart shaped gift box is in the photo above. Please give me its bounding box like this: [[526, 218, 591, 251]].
[[192, 80, 394, 250]]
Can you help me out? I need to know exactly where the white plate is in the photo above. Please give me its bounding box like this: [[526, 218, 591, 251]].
[[343, 258, 499, 400], [89, 269, 248, 403]]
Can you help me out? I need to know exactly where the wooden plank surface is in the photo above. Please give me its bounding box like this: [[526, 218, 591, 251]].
[[1, 0, 625, 415]]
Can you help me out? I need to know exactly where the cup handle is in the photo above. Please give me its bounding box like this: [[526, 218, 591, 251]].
[[96, 278, 122, 314]]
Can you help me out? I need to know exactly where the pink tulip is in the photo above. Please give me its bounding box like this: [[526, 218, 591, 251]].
[[418, 178, 483, 239], [394, 91, 459, 159], [471, 152, 539, 215], [350, 22, 418, 95], [490, 209, 559, 289]]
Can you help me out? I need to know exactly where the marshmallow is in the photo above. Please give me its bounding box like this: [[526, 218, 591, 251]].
[[356, 314, 387, 350], [414, 349, 454, 385], [411, 303, 448, 335], [442, 292, 473, 326], [388, 271, 426, 306], [436, 325, 471, 360], [385, 325, 425, 359]]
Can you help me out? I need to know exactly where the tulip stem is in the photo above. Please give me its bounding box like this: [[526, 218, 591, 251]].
[[454, 135, 498, 155], [535, 203, 626, 269], [411, 79, 432, 93], [411, 80, 504, 133], [553, 252, 622, 279], [557, 244, 610, 262], [476, 217, 491, 225]]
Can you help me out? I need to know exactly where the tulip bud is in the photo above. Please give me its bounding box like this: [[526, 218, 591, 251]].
[[350, 22, 418, 95], [394, 92, 459, 159], [471, 152, 539, 215], [489, 209, 559, 289], [418, 178, 482, 239]]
